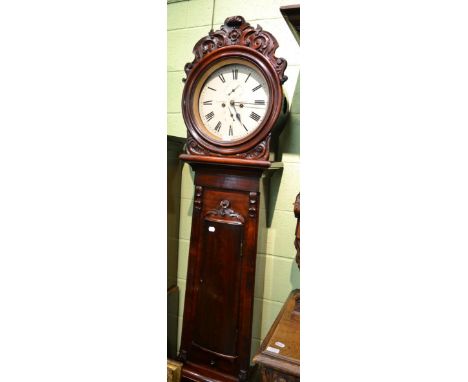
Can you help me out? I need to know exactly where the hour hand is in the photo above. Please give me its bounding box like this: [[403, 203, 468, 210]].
[[227, 105, 236, 122], [231, 102, 242, 122]]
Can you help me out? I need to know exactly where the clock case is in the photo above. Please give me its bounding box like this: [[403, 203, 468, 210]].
[[181, 16, 288, 164], [177, 16, 288, 382]]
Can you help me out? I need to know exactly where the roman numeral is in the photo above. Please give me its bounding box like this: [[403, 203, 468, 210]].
[[229, 125, 233, 136], [255, 100, 265, 105], [207, 86, 216, 91], [232, 68, 238, 80], [245, 72, 251, 83], [249, 112, 261, 122], [218, 73, 225, 83], [203, 100, 212, 105], [214, 121, 221, 132], [205, 111, 214, 121], [252, 84, 262, 92]]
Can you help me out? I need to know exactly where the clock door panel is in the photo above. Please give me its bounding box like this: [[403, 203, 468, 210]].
[[192, 218, 244, 357]]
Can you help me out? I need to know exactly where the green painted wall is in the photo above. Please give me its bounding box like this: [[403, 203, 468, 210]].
[[168, 0, 300, 358]]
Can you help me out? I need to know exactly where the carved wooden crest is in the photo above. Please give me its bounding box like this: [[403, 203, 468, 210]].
[[184, 16, 287, 85]]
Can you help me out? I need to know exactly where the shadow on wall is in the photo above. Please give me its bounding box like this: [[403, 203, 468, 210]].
[[266, 72, 300, 226], [278, 72, 300, 160]]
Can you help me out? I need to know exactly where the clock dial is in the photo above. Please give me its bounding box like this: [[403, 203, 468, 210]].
[[197, 63, 269, 142]]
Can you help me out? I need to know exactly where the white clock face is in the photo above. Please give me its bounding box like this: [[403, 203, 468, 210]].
[[197, 63, 270, 142]]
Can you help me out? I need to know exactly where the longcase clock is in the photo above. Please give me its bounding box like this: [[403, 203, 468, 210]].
[[177, 16, 288, 382]]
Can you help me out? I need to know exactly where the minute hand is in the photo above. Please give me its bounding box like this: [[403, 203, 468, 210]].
[[232, 103, 242, 122], [233, 101, 267, 105], [233, 102, 266, 109]]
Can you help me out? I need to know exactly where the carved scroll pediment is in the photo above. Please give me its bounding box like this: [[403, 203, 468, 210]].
[[186, 135, 209, 156], [206, 200, 244, 224], [184, 16, 287, 85]]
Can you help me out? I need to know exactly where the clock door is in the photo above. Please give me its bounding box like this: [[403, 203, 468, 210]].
[[190, 213, 245, 374]]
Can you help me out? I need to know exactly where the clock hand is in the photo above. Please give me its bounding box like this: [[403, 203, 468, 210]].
[[228, 85, 240, 96], [231, 102, 242, 122], [233, 101, 267, 105], [232, 104, 265, 110], [227, 105, 236, 122], [232, 101, 267, 110]]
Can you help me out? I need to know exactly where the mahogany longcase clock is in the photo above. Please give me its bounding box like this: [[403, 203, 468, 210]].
[[177, 16, 288, 382]]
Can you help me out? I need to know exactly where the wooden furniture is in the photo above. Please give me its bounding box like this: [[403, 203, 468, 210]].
[[168, 359, 183, 382], [280, 5, 300, 45], [167, 136, 185, 358], [253, 290, 300, 382], [254, 195, 301, 381], [293, 193, 300, 313], [177, 16, 288, 382]]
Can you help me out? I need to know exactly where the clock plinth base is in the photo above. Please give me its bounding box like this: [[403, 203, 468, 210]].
[[181, 362, 246, 382]]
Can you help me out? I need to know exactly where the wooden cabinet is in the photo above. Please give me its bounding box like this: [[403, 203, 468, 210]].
[[168, 359, 183, 382], [253, 290, 300, 382], [167, 136, 185, 359]]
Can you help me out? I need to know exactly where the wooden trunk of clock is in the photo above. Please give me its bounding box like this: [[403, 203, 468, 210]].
[[179, 163, 263, 382], [177, 15, 289, 382]]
